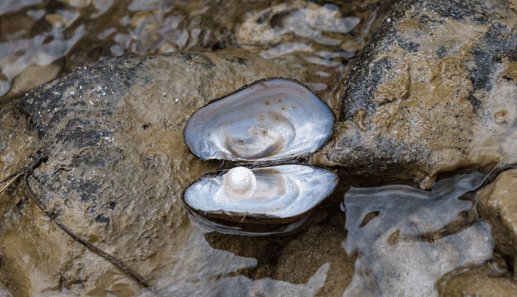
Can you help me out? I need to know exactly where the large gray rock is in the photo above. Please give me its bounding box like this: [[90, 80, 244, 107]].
[[314, 0, 517, 188]]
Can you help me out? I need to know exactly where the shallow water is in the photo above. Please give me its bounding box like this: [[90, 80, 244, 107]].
[[1, 1, 515, 297], [0, 0, 380, 100]]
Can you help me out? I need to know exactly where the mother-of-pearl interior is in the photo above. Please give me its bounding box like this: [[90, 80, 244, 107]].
[[184, 165, 338, 218], [184, 78, 334, 162]]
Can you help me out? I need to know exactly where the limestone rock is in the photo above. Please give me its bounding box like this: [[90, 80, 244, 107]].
[[477, 169, 517, 272]]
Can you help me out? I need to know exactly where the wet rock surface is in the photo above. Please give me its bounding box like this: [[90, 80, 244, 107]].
[[438, 266, 517, 297], [477, 169, 517, 272], [0, 51, 320, 296], [315, 0, 517, 188], [0, 102, 38, 177]]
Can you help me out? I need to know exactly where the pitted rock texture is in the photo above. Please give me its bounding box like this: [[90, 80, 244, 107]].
[[314, 0, 517, 188], [0, 102, 38, 177]]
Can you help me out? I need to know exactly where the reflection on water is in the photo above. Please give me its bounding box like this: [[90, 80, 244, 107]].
[[186, 208, 310, 236], [0, 0, 380, 99], [137, 228, 331, 297], [237, 1, 361, 63], [342, 172, 494, 297]]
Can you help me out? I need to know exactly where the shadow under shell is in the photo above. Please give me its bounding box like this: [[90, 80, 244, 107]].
[[184, 206, 311, 237]]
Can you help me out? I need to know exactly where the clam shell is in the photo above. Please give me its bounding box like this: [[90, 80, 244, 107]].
[[184, 78, 334, 162], [183, 164, 338, 223]]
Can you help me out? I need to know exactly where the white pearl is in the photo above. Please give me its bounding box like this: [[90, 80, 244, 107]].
[[223, 166, 257, 199]]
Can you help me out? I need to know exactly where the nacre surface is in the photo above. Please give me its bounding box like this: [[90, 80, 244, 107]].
[[183, 164, 337, 220], [184, 78, 334, 162]]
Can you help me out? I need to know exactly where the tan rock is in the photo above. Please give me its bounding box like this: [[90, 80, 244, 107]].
[[477, 169, 517, 272], [315, 0, 517, 188], [438, 266, 517, 297]]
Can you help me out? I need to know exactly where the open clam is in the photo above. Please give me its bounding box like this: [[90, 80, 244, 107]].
[[182, 78, 337, 233]]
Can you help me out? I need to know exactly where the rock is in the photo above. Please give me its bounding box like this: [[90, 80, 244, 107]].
[[237, 1, 361, 51], [0, 51, 318, 296], [477, 169, 517, 272], [0, 0, 515, 295], [6, 62, 63, 100], [0, 102, 38, 176], [314, 0, 517, 188], [438, 266, 517, 297]]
